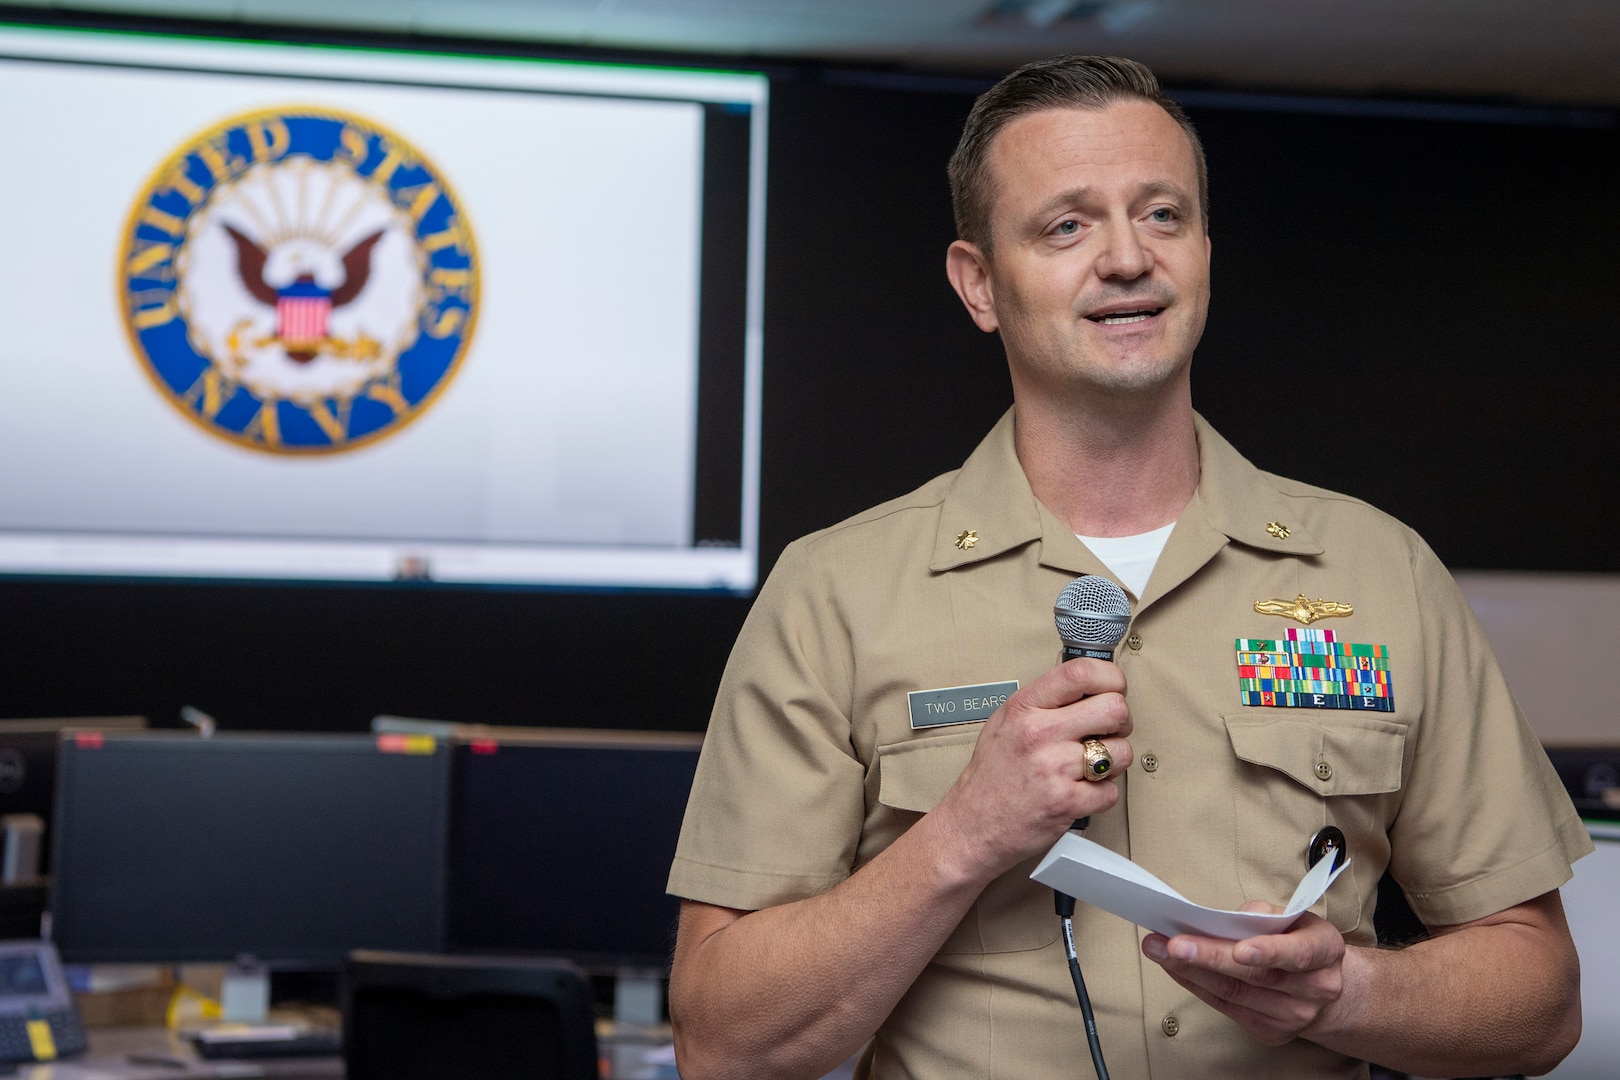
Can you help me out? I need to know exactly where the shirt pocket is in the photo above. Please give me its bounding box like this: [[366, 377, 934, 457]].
[[1222, 712, 1406, 933], [876, 732, 1059, 954], [877, 729, 980, 812]]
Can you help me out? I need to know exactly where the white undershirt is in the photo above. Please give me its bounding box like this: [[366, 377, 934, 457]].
[[1075, 521, 1176, 600]]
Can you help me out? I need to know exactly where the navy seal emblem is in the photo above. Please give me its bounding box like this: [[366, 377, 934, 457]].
[[119, 107, 478, 453]]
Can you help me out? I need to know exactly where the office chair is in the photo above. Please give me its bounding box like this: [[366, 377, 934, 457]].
[[343, 950, 599, 1080]]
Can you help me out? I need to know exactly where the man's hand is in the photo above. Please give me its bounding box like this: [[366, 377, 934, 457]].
[[672, 656, 1135, 1080], [1142, 903, 1345, 1045], [1141, 891, 1580, 1076], [929, 656, 1133, 884]]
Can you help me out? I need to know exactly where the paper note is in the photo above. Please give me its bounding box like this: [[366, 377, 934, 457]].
[[1030, 832, 1349, 941]]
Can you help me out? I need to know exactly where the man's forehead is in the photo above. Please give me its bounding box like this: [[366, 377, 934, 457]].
[[976, 101, 1200, 241], [989, 101, 1194, 181]]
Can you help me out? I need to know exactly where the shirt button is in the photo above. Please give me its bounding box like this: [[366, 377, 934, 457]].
[[1315, 761, 1333, 782], [1141, 753, 1159, 773], [1126, 633, 1144, 651], [1161, 1014, 1180, 1038]]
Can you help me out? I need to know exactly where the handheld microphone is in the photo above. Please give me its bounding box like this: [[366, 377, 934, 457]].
[[1053, 575, 1132, 825], [1053, 575, 1131, 663], [1049, 574, 1130, 1080]]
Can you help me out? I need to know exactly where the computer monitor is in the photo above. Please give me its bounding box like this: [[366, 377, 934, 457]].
[[49, 732, 449, 970], [0, 718, 146, 876], [444, 730, 701, 973], [0, 23, 767, 593], [1545, 746, 1620, 822]]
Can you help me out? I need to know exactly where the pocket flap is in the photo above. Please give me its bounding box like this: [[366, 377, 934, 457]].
[[1223, 713, 1405, 796], [876, 730, 979, 813]]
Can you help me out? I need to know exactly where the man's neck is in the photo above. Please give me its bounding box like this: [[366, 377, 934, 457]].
[[1012, 389, 1200, 539]]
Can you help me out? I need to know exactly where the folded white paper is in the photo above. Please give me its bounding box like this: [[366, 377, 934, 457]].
[[1030, 832, 1349, 941]]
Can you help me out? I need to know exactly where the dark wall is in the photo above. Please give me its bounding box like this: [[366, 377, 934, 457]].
[[1, 58, 1615, 733], [1188, 102, 1620, 570]]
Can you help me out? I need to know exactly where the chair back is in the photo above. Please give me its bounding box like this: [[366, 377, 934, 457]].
[[343, 950, 599, 1080]]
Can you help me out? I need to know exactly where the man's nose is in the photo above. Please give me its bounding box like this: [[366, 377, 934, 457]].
[[1095, 219, 1153, 280]]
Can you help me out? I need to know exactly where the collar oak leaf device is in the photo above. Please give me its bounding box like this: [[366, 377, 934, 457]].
[[1050, 574, 1133, 1080]]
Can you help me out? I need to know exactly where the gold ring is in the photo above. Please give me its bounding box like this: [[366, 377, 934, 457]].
[[1081, 738, 1113, 781]]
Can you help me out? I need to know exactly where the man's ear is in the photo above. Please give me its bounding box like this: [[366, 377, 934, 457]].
[[946, 240, 999, 333]]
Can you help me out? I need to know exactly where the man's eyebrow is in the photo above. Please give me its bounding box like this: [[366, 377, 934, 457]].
[[1029, 185, 1094, 222], [1136, 180, 1195, 207]]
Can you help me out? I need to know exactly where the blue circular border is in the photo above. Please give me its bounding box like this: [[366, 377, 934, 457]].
[[119, 107, 479, 454]]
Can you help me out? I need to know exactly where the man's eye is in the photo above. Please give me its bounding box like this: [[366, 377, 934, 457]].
[[1149, 208, 1176, 223], [1054, 220, 1079, 235]]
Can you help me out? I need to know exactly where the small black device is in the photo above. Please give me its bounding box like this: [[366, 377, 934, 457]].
[[0, 939, 87, 1063]]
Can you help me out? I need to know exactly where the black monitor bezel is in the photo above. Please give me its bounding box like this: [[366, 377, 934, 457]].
[[442, 729, 701, 972], [48, 730, 451, 968]]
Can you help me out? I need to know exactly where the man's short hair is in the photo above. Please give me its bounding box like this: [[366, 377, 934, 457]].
[[947, 54, 1209, 251]]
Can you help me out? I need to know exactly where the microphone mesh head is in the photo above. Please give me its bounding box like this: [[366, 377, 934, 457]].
[[1053, 575, 1131, 650]]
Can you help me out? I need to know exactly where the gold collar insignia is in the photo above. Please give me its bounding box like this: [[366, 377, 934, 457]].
[[1254, 593, 1354, 625]]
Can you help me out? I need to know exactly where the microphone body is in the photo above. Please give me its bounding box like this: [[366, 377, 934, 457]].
[[1052, 575, 1133, 829], [1053, 575, 1131, 663]]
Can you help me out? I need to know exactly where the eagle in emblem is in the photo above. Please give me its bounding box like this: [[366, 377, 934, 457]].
[[222, 225, 385, 363]]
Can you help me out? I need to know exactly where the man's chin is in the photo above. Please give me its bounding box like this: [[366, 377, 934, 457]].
[[1067, 353, 1192, 398]]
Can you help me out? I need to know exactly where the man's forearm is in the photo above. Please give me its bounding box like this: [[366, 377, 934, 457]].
[[1312, 891, 1581, 1077], [669, 810, 991, 1080], [671, 660, 1133, 1080]]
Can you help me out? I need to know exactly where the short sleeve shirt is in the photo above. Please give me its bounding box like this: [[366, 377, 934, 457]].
[[669, 409, 1592, 1080]]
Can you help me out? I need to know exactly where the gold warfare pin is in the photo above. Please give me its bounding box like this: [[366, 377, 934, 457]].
[[1254, 594, 1354, 626]]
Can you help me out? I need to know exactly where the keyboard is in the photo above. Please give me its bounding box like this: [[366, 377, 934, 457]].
[[189, 1026, 342, 1059]]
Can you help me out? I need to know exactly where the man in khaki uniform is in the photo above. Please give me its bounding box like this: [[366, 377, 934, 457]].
[[667, 55, 1590, 1080]]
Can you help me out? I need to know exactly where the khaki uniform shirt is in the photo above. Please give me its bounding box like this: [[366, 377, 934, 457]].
[[669, 409, 1591, 1079]]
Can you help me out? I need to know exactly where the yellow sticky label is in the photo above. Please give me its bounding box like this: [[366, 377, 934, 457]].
[[26, 1018, 57, 1060], [375, 734, 437, 755]]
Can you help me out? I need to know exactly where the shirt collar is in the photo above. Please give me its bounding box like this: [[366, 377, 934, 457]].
[[1185, 413, 1324, 557], [929, 408, 1322, 576], [929, 409, 1048, 572]]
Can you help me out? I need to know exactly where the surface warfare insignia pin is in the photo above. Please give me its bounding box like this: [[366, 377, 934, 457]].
[[119, 107, 479, 453], [1254, 593, 1354, 626]]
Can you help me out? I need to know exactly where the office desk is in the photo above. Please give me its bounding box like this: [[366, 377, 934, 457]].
[[13, 1026, 340, 1079], [12, 1025, 859, 1080]]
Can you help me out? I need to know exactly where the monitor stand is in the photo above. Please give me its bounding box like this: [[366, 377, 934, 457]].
[[220, 958, 270, 1024], [612, 966, 664, 1029]]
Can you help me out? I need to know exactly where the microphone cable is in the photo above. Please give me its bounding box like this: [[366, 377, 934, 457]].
[[1050, 574, 1129, 1080], [1054, 889, 1110, 1080]]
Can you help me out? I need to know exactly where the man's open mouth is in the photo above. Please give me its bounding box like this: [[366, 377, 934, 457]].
[[1086, 308, 1163, 326]]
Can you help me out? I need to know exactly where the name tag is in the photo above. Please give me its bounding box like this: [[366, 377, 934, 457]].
[[908, 681, 1018, 729]]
